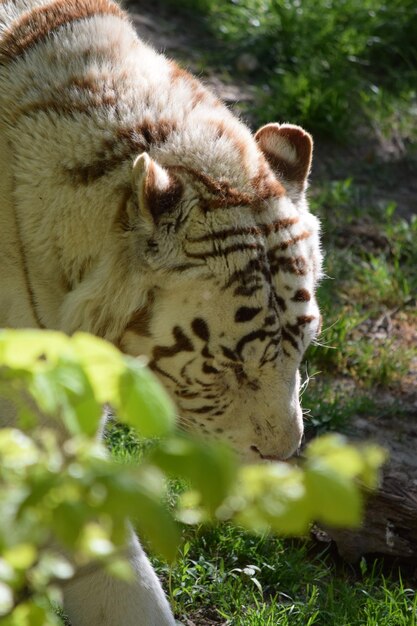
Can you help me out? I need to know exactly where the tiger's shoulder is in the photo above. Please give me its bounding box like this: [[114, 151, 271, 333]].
[[0, 0, 320, 342]]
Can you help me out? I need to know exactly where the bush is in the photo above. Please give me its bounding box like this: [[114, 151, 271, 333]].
[[165, 0, 417, 138], [0, 329, 385, 622]]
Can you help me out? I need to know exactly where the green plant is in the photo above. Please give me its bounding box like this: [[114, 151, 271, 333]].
[[0, 329, 386, 623], [166, 0, 417, 139], [156, 526, 417, 625], [305, 181, 416, 388]]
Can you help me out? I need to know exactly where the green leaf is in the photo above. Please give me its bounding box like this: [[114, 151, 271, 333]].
[[28, 371, 62, 416], [78, 523, 114, 558], [3, 544, 36, 570], [52, 359, 102, 437], [131, 493, 181, 562], [36, 553, 74, 581], [1, 330, 176, 439], [117, 358, 175, 437], [51, 501, 90, 548], [18, 473, 59, 515], [151, 436, 237, 514], [0, 560, 15, 585], [305, 465, 362, 527], [233, 463, 312, 535], [358, 445, 388, 489], [104, 558, 134, 582], [307, 434, 364, 477], [0, 429, 39, 469], [71, 333, 124, 405], [0, 329, 70, 371], [0, 581, 13, 616], [306, 433, 387, 492], [5, 600, 61, 626], [88, 466, 180, 561]]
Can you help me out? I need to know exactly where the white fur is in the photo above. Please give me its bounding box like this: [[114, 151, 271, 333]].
[[0, 1, 322, 623], [63, 529, 175, 626]]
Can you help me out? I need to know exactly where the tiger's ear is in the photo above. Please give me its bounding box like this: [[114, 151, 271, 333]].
[[255, 123, 313, 200], [132, 153, 183, 224]]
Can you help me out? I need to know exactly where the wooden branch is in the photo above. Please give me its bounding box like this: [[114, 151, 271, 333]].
[[312, 411, 417, 562]]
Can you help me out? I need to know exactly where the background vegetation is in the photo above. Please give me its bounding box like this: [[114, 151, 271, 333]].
[[1, 0, 416, 623], [129, 0, 417, 623], [162, 0, 417, 141]]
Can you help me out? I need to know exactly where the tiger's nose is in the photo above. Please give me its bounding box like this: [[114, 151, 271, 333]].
[[249, 412, 304, 461]]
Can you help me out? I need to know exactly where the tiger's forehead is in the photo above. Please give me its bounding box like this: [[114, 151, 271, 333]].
[[181, 194, 317, 285], [188, 191, 304, 237]]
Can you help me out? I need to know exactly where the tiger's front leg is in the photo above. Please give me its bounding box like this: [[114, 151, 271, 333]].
[[63, 527, 176, 626]]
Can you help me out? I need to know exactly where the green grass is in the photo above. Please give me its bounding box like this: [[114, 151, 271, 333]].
[[104, 420, 417, 625], [146, 523, 417, 625], [301, 380, 377, 436], [102, 418, 417, 625], [163, 0, 417, 141], [303, 179, 416, 389]]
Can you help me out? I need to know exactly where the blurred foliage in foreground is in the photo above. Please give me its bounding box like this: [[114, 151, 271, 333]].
[[164, 0, 416, 140], [0, 330, 385, 623]]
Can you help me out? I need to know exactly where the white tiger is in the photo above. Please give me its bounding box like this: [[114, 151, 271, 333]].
[[0, 0, 322, 624]]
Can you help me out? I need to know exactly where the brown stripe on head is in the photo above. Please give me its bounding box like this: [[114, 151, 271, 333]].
[[184, 241, 265, 261], [171, 165, 266, 212], [275, 230, 311, 251], [191, 88, 209, 108], [66, 69, 125, 98], [151, 326, 194, 364], [14, 92, 118, 122], [208, 119, 285, 202], [64, 152, 127, 185], [64, 119, 177, 186], [297, 315, 316, 325], [68, 73, 103, 93], [117, 117, 178, 148], [169, 62, 193, 84], [282, 328, 300, 351], [186, 216, 300, 243], [0, 0, 126, 61], [270, 255, 308, 275]]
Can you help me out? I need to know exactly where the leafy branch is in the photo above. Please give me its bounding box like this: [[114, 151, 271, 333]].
[[0, 330, 386, 623]]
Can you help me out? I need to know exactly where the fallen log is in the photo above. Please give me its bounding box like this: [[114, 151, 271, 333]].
[[312, 410, 417, 562]]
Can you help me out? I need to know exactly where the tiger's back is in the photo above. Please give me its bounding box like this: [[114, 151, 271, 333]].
[[0, 0, 322, 462]]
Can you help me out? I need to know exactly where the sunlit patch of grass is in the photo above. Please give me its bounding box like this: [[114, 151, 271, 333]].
[[306, 180, 416, 388], [147, 524, 417, 625]]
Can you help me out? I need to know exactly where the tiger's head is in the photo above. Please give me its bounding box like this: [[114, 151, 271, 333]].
[[119, 123, 322, 462]]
